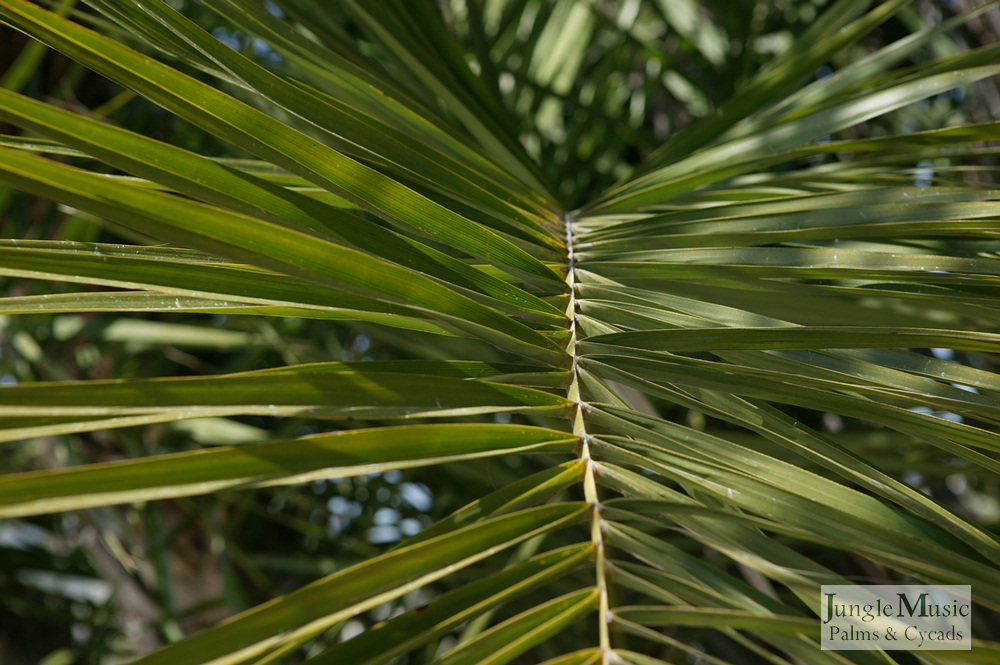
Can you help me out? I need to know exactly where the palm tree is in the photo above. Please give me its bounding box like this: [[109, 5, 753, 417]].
[[1, 0, 999, 663]]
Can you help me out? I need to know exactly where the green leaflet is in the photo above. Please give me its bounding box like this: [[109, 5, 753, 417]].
[[124, 503, 588, 665], [0, 424, 578, 517], [592, 62, 1000, 211], [0, 148, 566, 363], [0, 367, 572, 418], [0, 0, 563, 287], [614, 606, 815, 633], [303, 544, 592, 665], [431, 588, 598, 665], [0, 88, 564, 320], [584, 326, 1000, 354]]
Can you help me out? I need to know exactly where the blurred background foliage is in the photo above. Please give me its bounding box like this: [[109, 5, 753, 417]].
[[0, 1, 998, 663]]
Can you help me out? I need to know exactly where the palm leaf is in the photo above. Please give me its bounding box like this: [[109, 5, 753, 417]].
[[1, 1, 999, 664]]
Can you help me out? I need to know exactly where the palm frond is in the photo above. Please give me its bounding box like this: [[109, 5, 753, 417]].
[[1, 1, 999, 664]]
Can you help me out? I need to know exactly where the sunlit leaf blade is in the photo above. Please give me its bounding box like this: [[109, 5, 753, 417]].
[[583, 186, 1000, 246], [408, 461, 584, 546], [0, 87, 563, 318], [634, 0, 908, 176], [581, 247, 1000, 283], [0, 412, 199, 445], [0, 361, 569, 442], [596, 436, 983, 565], [614, 606, 815, 634], [0, 292, 449, 330], [0, 367, 571, 418], [531, 650, 601, 665], [249, 359, 570, 385], [325, 0, 549, 194], [924, 642, 1000, 665], [593, 63, 1000, 211], [598, 445, 1000, 601], [585, 326, 1000, 353], [584, 354, 1000, 457], [603, 523, 788, 614], [589, 405, 1000, 562], [611, 619, 820, 665], [602, 499, 834, 599], [0, 0, 563, 286], [431, 588, 598, 665], [0, 424, 577, 517], [0, 241, 455, 334], [125, 504, 587, 665], [92, 0, 559, 239], [197, 0, 551, 203], [304, 544, 592, 665], [612, 651, 678, 665], [0, 148, 566, 363]]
